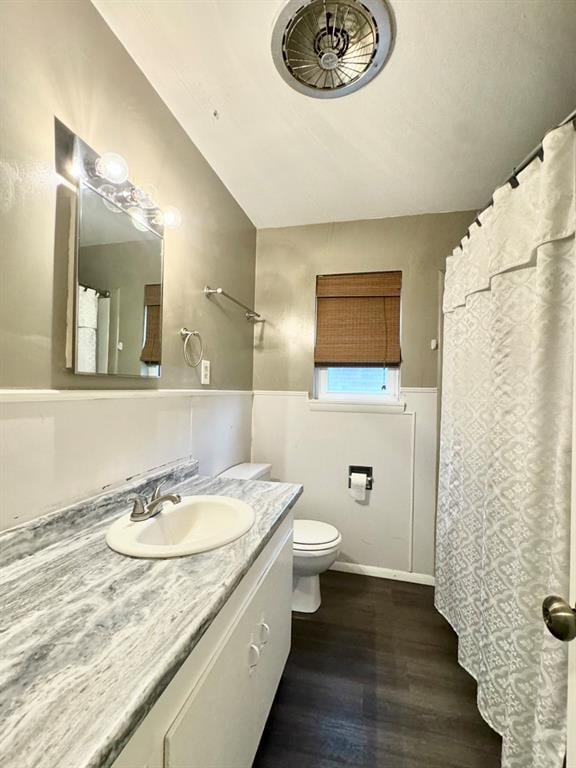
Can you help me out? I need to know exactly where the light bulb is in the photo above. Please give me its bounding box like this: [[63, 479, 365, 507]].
[[95, 152, 129, 184], [162, 206, 182, 229], [127, 206, 149, 232], [99, 184, 122, 213]]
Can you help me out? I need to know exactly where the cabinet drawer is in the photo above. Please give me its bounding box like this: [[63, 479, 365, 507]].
[[165, 531, 292, 768]]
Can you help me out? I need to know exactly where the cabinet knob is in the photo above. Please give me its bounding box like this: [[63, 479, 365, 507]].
[[259, 622, 271, 645], [248, 643, 260, 669]]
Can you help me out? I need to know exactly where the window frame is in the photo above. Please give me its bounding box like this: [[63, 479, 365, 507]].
[[315, 366, 401, 403]]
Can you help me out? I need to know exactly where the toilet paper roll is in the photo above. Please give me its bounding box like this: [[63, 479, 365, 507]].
[[349, 472, 367, 502]]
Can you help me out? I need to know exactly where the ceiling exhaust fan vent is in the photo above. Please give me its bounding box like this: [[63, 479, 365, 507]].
[[271, 0, 394, 99]]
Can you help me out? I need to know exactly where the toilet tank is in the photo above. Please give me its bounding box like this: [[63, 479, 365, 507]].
[[218, 462, 272, 481]]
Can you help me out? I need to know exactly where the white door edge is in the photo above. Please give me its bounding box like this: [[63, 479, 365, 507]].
[[567, 261, 576, 765]]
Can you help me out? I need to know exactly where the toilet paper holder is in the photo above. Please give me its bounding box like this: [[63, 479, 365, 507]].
[[348, 465, 373, 490]]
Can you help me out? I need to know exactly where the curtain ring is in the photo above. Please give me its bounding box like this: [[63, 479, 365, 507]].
[[179, 327, 204, 368]]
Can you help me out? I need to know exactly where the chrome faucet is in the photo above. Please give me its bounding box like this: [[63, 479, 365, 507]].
[[130, 480, 182, 522]]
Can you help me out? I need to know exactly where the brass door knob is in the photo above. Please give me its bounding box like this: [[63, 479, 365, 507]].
[[542, 595, 576, 642]]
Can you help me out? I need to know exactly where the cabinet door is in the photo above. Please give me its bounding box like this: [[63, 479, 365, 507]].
[[165, 534, 292, 768], [252, 534, 292, 744]]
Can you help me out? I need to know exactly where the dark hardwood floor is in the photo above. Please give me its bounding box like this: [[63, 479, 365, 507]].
[[253, 571, 501, 768]]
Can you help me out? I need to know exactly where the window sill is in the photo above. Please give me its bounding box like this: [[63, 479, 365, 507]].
[[307, 398, 406, 414]]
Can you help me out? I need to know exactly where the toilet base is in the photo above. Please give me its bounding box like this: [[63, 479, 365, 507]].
[[292, 573, 321, 613]]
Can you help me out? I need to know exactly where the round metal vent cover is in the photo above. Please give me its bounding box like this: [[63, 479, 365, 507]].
[[271, 0, 394, 99]]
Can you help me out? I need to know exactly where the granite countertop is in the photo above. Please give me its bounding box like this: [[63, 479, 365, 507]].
[[0, 461, 302, 768]]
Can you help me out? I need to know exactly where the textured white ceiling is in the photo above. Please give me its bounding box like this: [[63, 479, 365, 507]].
[[93, 0, 576, 228]]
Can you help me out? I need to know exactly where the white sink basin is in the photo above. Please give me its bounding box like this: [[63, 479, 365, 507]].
[[106, 495, 256, 559]]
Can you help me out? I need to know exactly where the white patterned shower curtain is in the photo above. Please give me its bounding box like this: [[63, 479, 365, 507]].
[[77, 286, 99, 373], [77, 287, 111, 374], [435, 122, 575, 768]]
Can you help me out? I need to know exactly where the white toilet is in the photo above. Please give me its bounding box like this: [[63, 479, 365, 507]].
[[218, 462, 273, 482], [218, 463, 341, 614], [292, 519, 341, 613]]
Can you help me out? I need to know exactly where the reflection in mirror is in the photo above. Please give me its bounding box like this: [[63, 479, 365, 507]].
[[76, 183, 163, 377]]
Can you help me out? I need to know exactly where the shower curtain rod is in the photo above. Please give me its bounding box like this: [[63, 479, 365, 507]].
[[80, 284, 110, 298], [470, 107, 576, 234], [504, 108, 576, 184]]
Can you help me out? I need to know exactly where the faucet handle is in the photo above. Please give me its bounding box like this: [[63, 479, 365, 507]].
[[130, 496, 148, 520], [151, 480, 166, 501]]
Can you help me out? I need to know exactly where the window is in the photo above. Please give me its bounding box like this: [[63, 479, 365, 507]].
[[314, 271, 401, 402], [316, 366, 400, 401]]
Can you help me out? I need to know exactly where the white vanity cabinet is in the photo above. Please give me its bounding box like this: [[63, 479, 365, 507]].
[[112, 514, 293, 768]]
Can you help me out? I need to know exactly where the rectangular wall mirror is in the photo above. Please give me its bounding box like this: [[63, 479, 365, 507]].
[[57, 120, 165, 379], [76, 183, 163, 377]]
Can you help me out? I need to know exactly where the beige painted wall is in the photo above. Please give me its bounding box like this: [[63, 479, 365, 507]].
[[253, 213, 475, 391], [0, 0, 256, 391]]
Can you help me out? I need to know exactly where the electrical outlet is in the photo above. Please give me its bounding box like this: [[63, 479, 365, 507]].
[[201, 359, 211, 385]]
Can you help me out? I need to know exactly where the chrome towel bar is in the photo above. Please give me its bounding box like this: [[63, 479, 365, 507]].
[[204, 286, 263, 322]]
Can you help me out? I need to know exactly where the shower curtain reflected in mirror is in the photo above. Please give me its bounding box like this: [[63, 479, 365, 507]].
[[96, 295, 110, 373], [435, 123, 575, 768], [77, 286, 110, 374]]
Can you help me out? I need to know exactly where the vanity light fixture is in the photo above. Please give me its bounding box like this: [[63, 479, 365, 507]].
[[127, 206, 150, 232], [94, 151, 129, 184], [57, 121, 179, 236], [96, 178, 182, 231], [162, 206, 182, 229], [134, 184, 159, 210], [99, 183, 123, 213]]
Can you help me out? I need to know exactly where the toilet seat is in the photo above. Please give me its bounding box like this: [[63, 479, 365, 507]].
[[293, 537, 342, 552], [293, 520, 341, 552]]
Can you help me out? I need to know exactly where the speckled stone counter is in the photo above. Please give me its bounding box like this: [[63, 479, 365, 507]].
[[0, 459, 302, 768]]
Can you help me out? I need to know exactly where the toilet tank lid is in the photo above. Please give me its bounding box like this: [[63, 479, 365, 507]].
[[218, 462, 272, 480], [294, 519, 340, 546]]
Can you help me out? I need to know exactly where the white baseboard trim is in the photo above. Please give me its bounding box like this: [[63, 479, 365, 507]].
[[331, 561, 435, 586]]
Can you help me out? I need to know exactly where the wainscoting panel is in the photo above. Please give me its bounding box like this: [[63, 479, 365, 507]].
[[251, 389, 437, 578], [0, 390, 252, 531]]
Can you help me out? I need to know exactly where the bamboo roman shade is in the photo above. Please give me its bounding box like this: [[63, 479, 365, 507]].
[[314, 271, 402, 366], [140, 284, 162, 365]]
